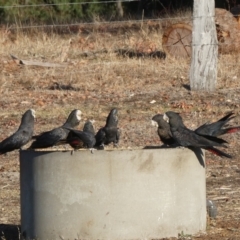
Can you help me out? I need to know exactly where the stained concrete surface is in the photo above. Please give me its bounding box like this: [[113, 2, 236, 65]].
[[20, 148, 206, 240]]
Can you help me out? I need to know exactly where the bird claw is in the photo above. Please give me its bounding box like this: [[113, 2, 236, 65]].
[[97, 144, 104, 150], [89, 148, 95, 154], [159, 144, 171, 148], [169, 143, 181, 148]]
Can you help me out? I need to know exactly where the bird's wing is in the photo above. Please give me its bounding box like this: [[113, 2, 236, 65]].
[[30, 128, 68, 148], [103, 127, 119, 145], [0, 134, 18, 153], [0, 130, 30, 154], [68, 129, 96, 148], [95, 128, 106, 146], [173, 127, 227, 148]]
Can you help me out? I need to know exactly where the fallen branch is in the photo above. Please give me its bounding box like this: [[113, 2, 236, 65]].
[[10, 54, 67, 68], [1, 184, 10, 189], [211, 196, 229, 201]]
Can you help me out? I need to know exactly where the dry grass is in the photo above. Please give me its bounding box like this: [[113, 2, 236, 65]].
[[1, 16, 240, 239]]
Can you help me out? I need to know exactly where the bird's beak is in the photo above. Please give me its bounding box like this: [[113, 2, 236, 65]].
[[31, 109, 36, 118], [151, 120, 158, 127], [163, 113, 169, 123], [77, 111, 82, 121]]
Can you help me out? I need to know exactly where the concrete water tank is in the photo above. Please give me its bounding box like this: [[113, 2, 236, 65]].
[[20, 148, 206, 240]]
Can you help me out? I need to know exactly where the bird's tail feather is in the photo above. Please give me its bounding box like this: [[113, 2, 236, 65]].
[[220, 126, 240, 135], [218, 112, 234, 123], [201, 135, 228, 144], [204, 147, 232, 159]]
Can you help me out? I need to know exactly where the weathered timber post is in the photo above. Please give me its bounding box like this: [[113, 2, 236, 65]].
[[116, 0, 124, 18], [190, 0, 218, 91]]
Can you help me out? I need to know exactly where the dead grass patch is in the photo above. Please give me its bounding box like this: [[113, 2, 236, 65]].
[[1, 17, 240, 239]]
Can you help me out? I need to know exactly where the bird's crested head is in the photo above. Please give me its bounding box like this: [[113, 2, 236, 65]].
[[105, 108, 118, 127], [64, 109, 82, 128]]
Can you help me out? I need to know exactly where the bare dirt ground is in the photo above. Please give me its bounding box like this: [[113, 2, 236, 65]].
[[1, 20, 240, 239]]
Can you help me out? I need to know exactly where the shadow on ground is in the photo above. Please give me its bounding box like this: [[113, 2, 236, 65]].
[[115, 49, 166, 59], [0, 224, 21, 240]]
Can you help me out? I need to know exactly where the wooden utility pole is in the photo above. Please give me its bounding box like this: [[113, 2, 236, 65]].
[[190, 0, 218, 91]]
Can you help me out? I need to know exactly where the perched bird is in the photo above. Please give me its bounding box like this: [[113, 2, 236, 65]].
[[152, 112, 233, 158], [195, 112, 240, 137], [30, 109, 82, 149], [163, 111, 228, 148], [0, 109, 35, 155], [64, 120, 96, 152], [95, 108, 120, 149], [152, 112, 240, 142]]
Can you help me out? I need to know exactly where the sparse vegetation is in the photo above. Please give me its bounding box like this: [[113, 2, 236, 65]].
[[1, 9, 240, 239]]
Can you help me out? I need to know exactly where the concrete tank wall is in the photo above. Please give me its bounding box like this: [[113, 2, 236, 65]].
[[20, 148, 206, 240]]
